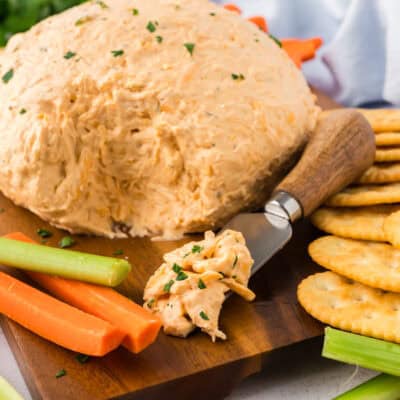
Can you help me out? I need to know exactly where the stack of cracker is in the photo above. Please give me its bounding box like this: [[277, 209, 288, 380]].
[[298, 109, 400, 343]]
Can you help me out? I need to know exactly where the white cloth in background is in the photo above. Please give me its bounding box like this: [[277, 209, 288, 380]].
[[214, 0, 400, 107]]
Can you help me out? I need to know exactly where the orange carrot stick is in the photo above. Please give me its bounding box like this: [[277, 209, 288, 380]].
[[248, 16, 268, 33], [281, 37, 323, 68], [223, 3, 242, 14], [5, 232, 161, 354], [0, 271, 124, 356]]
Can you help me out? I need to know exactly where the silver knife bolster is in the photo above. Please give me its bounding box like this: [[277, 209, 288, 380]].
[[264, 191, 302, 223]]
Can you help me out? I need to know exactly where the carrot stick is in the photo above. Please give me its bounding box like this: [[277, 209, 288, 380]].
[[247, 16, 268, 33], [0, 271, 124, 356], [223, 3, 242, 14], [281, 37, 323, 68], [5, 232, 161, 353]]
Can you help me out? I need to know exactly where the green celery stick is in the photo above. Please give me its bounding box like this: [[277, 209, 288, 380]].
[[323, 328, 400, 376], [334, 374, 400, 400], [0, 238, 131, 287], [0, 376, 24, 400]]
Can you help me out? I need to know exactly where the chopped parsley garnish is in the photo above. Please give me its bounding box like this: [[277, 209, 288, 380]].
[[191, 245, 203, 254], [255, 38, 260, 43], [55, 369, 66, 379], [112, 249, 124, 256], [172, 263, 182, 273], [76, 354, 90, 364], [37, 228, 52, 238], [20, 108, 27, 114], [198, 279, 206, 289], [75, 16, 93, 26], [0, 208, 4, 214], [231, 73, 245, 81], [59, 236, 75, 248], [132, 8, 139, 16], [95, 0, 108, 9], [2, 69, 14, 84], [209, 12, 216, 16], [199, 311, 209, 321], [269, 34, 282, 48], [163, 279, 174, 293], [111, 49, 124, 57], [232, 255, 238, 268], [176, 271, 188, 281], [146, 21, 157, 33], [147, 298, 155, 309], [64, 51, 77, 60], [184, 42, 195, 56], [156, 35, 163, 43]]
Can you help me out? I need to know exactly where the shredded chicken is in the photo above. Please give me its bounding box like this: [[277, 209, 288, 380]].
[[143, 230, 255, 341]]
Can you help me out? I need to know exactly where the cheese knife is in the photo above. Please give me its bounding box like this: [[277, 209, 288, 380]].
[[223, 109, 376, 276]]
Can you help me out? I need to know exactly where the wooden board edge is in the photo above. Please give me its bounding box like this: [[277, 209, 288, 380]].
[[2, 312, 323, 400], [2, 310, 262, 400], [111, 355, 263, 400], [110, 333, 322, 400], [1, 317, 42, 400]]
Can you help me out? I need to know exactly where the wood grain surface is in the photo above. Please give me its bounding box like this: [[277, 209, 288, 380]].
[[1, 91, 337, 400]]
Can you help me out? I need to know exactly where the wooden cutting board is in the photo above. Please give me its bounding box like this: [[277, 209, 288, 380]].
[[0, 91, 336, 400]]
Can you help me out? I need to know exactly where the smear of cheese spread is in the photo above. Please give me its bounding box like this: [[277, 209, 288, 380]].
[[143, 230, 254, 341]]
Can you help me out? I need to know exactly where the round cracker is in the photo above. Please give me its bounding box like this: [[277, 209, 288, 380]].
[[356, 109, 400, 133], [308, 235, 400, 293], [326, 183, 400, 207], [376, 147, 400, 162], [298, 271, 400, 343], [383, 210, 400, 249], [375, 132, 400, 146], [311, 206, 400, 241], [357, 163, 400, 184]]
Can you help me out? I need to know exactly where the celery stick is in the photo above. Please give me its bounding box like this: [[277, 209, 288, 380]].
[[323, 328, 400, 376], [334, 374, 400, 400], [0, 376, 24, 400], [0, 238, 131, 287]]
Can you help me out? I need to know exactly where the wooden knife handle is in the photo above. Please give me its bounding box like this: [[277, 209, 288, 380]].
[[275, 109, 375, 217]]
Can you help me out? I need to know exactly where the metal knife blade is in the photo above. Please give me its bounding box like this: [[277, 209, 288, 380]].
[[222, 212, 292, 276], [221, 109, 377, 277], [222, 192, 302, 276]]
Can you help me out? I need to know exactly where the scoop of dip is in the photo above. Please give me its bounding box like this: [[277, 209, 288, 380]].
[[0, 0, 319, 239], [143, 229, 255, 341]]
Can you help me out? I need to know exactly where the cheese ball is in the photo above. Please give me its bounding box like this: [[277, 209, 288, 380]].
[[0, 0, 319, 238]]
